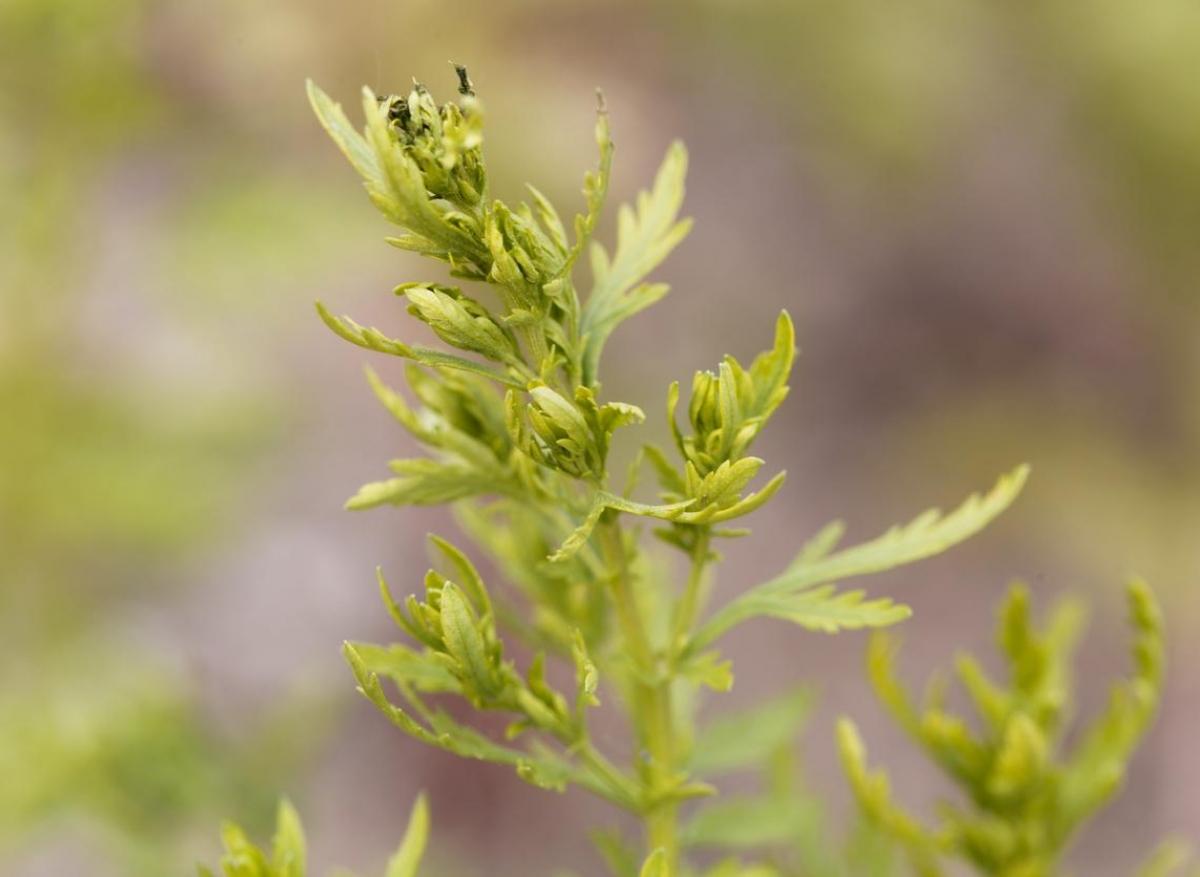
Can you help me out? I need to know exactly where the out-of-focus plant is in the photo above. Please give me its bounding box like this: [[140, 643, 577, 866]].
[[838, 580, 1192, 877], [244, 66, 1028, 874], [202, 796, 430, 877], [0, 645, 316, 875]]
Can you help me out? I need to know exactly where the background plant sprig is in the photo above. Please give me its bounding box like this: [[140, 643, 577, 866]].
[[200, 795, 429, 877], [837, 580, 1177, 877]]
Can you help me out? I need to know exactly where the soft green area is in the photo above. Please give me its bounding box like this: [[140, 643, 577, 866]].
[[0, 1, 309, 871], [839, 582, 1189, 877], [202, 797, 429, 877]]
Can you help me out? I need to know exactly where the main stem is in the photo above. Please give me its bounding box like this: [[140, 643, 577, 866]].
[[598, 517, 680, 869], [671, 528, 711, 653]]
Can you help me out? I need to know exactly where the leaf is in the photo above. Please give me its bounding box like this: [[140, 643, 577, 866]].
[[592, 829, 641, 877], [678, 650, 734, 693], [772, 465, 1029, 594], [869, 632, 992, 787], [530, 385, 592, 447], [953, 653, 1009, 732], [581, 141, 692, 384], [429, 534, 492, 618], [640, 849, 669, 877], [548, 499, 608, 563], [348, 642, 461, 693], [672, 471, 787, 525], [571, 629, 600, 713], [746, 311, 796, 423], [600, 491, 696, 519], [438, 582, 499, 697], [361, 367, 505, 475], [384, 794, 430, 877], [691, 690, 812, 776], [865, 632, 922, 739], [364, 366, 423, 432], [1054, 579, 1164, 841], [306, 79, 380, 183], [987, 713, 1049, 800], [743, 585, 912, 635], [1136, 840, 1198, 877], [345, 459, 502, 510], [836, 719, 943, 875], [691, 466, 1029, 649], [316, 302, 524, 388], [549, 491, 694, 562], [527, 184, 569, 254], [788, 520, 846, 569], [683, 796, 817, 850], [203, 800, 311, 877], [343, 644, 625, 804], [687, 457, 764, 509], [564, 97, 615, 275], [716, 361, 740, 460], [271, 799, 307, 877], [644, 442, 687, 495], [402, 285, 514, 362], [703, 862, 783, 877]]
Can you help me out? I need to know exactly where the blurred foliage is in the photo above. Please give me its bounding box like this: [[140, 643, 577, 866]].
[[0, 0, 302, 872], [0, 0, 268, 606], [679, 690, 899, 877], [0, 644, 317, 873], [201, 796, 430, 877], [839, 582, 1177, 876]]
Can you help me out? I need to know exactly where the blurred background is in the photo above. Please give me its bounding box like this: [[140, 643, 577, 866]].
[[2, 0, 1198, 874]]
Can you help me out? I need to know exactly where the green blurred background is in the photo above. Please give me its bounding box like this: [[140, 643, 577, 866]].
[[1, 0, 1197, 874]]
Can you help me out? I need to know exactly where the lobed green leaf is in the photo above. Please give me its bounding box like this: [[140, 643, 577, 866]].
[[690, 465, 1029, 650]]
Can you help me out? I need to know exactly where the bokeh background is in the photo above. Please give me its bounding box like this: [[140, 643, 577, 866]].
[[2, 0, 1198, 874]]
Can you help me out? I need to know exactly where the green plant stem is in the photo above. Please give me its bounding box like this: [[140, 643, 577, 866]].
[[671, 527, 711, 653], [640, 686, 679, 867], [597, 516, 681, 869], [577, 741, 641, 810], [517, 323, 549, 374]]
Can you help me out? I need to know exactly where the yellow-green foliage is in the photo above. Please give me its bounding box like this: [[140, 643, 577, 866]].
[[201, 796, 429, 877], [839, 581, 1175, 877], [196, 60, 1200, 877], [292, 68, 1028, 874], [201, 795, 683, 877]]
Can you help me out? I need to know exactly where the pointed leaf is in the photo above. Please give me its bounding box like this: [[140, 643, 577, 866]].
[[640, 849, 669, 877], [271, 799, 306, 877], [691, 690, 812, 776], [692, 466, 1028, 649], [316, 302, 523, 387], [385, 794, 430, 877]]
